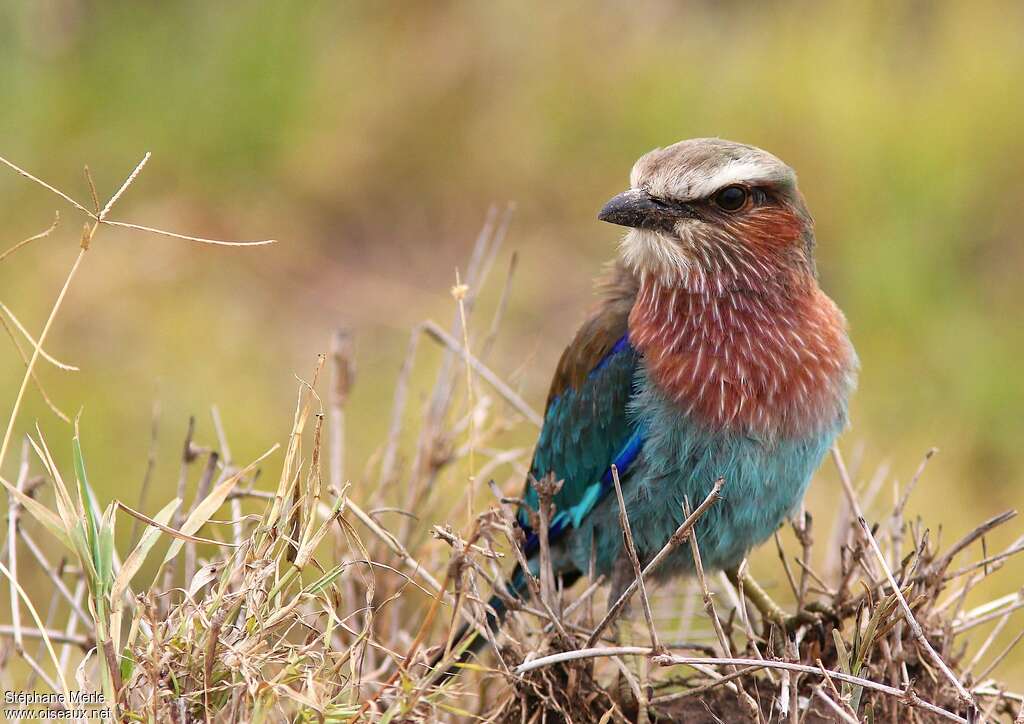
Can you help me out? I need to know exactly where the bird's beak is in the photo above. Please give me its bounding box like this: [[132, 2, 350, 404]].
[[598, 189, 693, 230]]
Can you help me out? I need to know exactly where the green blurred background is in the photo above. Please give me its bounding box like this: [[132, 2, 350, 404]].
[[1, 1, 1022, 680]]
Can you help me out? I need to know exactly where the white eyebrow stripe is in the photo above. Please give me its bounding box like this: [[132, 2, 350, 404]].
[[682, 159, 786, 200]]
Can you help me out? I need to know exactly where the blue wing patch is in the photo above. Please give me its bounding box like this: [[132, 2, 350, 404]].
[[521, 426, 645, 557]]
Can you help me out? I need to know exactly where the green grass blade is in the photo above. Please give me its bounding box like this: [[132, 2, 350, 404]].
[[72, 430, 102, 572]]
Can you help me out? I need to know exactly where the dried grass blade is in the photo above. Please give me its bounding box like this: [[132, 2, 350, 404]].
[[161, 443, 278, 563], [0, 473, 70, 548], [0, 301, 79, 371], [111, 498, 181, 604], [0, 211, 60, 264]]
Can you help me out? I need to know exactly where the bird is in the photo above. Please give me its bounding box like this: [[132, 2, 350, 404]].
[[433, 137, 858, 677]]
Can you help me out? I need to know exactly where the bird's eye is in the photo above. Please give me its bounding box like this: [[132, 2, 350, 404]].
[[714, 185, 748, 212]]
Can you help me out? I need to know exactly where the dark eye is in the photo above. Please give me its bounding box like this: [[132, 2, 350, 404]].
[[714, 185, 748, 212]]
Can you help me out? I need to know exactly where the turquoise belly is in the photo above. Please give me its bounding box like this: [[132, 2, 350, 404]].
[[562, 374, 843, 577]]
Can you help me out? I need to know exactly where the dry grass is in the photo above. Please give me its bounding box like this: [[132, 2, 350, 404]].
[[1, 157, 1022, 723]]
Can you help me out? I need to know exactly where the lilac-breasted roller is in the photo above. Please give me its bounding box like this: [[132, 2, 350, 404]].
[[436, 138, 858, 674]]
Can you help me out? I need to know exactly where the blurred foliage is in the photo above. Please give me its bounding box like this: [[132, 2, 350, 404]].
[[1, 0, 1022, 678]]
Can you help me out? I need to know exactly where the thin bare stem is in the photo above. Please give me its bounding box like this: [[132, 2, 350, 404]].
[[100, 219, 276, 246], [858, 516, 977, 714], [329, 328, 354, 494], [422, 319, 542, 427], [0, 625, 90, 648], [588, 477, 723, 646], [610, 464, 659, 650], [973, 628, 1024, 685], [686, 497, 761, 721], [0, 211, 60, 264], [0, 154, 93, 215], [0, 299, 83, 371], [0, 247, 87, 471]]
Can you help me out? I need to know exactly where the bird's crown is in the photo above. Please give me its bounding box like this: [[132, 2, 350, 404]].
[[630, 138, 797, 204]]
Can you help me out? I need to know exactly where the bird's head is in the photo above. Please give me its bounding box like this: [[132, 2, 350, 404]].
[[601, 138, 816, 293]]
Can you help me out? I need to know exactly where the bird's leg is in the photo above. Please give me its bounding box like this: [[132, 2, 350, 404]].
[[606, 557, 636, 619], [726, 567, 835, 642], [725, 566, 787, 632], [606, 557, 635, 648]]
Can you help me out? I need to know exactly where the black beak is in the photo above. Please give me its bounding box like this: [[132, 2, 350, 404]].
[[598, 189, 695, 230]]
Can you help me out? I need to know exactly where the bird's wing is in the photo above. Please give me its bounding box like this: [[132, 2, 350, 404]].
[[518, 265, 643, 552]]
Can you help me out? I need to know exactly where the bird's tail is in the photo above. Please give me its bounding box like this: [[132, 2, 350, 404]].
[[428, 564, 530, 681]]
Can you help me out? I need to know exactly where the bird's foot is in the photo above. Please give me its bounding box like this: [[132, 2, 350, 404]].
[[781, 600, 837, 633], [725, 568, 841, 639]]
